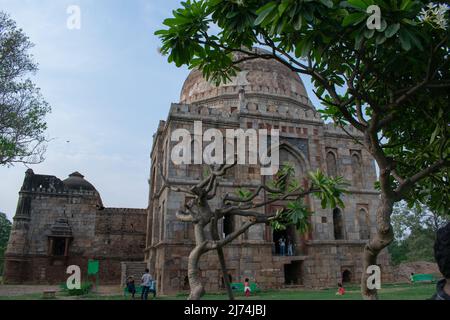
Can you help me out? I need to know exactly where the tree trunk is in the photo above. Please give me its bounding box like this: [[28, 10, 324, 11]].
[[188, 224, 207, 300], [210, 216, 235, 300], [361, 196, 395, 300], [217, 246, 235, 300]]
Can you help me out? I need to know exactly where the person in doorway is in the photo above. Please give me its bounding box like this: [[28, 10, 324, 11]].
[[287, 239, 294, 256], [430, 222, 450, 300], [336, 283, 345, 296], [126, 276, 136, 299], [141, 268, 153, 300], [244, 278, 251, 297], [279, 238, 286, 256]]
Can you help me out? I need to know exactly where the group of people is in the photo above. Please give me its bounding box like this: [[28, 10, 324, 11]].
[[126, 271, 254, 299], [126, 268, 156, 300], [277, 237, 295, 256], [124, 223, 450, 300]]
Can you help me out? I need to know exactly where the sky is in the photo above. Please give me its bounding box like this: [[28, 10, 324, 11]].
[[0, 0, 322, 221]]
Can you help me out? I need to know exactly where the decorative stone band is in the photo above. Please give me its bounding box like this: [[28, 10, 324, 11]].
[[181, 83, 313, 107], [169, 103, 323, 123]]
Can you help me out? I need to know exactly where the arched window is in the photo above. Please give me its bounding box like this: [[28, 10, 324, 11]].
[[223, 216, 234, 237], [351, 153, 363, 187], [326, 152, 337, 177], [333, 208, 344, 240], [358, 209, 370, 240], [279, 146, 306, 178]]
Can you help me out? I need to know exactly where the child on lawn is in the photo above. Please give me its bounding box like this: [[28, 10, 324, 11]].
[[336, 283, 345, 296], [244, 278, 251, 297], [126, 276, 136, 299]]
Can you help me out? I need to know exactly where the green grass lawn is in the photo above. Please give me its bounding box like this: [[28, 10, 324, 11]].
[[0, 282, 436, 300]]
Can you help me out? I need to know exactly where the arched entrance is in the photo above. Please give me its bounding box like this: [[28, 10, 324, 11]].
[[269, 145, 309, 256], [284, 261, 303, 285], [273, 225, 296, 256], [223, 215, 234, 237], [342, 269, 352, 283]]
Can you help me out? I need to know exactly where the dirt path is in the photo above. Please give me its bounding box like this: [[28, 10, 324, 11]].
[[0, 285, 59, 297], [0, 285, 122, 297]]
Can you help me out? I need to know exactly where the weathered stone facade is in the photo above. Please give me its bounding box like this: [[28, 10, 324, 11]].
[[4, 53, 394, 292], [145, 55, 394, 295], [3, 170, 146, 284]]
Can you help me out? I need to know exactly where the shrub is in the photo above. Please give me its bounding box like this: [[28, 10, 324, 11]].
[[60, 282, 93, 296]]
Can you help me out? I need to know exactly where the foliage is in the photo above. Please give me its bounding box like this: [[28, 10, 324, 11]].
[[60, 282, 93, 296], [266, 164, 347, 232], [155, 0, 450, 216], [0, 212, 12, 275], [157, 1, 449, 298], [270, 199, 312, 234], [0, 11, 51, 166], [388, 201, 449, 264]]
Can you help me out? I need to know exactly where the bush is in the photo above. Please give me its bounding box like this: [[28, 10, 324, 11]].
[[60, 282, 93, 296]]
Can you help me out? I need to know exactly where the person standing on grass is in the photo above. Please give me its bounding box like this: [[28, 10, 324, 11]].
[[430, 222, 450, 300], [126, 276, 136, 299], [141, 268, 153, 300], [149, 278, 157, 299], [244, 278, 251, 297]]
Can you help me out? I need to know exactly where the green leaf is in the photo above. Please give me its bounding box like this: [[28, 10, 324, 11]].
[[404, 29, 423, 50], [342, 12, 366, 27], [430, 126, 439, 144], [399, 29, 411, 51], [364, 28, 375, 39], [377, 19, 387, 32], [375, 34, 387, 45], [278, 1, 289, 16], [347, 0, 369, 10], [354, 29, 364, 49], [294, 14, 303, 31], [385, 23, 400, 38], [400, 0, 413, 10], [320, 0, 334, 8], [254, 2, 276, 26]]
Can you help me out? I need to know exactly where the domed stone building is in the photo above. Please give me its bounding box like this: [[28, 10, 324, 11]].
[[145, 52, 393, 295], [3, 169, 147, 284], [4, 52, 393, 291]]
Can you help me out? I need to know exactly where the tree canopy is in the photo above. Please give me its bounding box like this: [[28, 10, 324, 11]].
[[0, 12, 50, 166], [389, 202, 448, 264], [0, 212, 12, 275], [155, 0, 449, 213], [156, 0, 449, 299]]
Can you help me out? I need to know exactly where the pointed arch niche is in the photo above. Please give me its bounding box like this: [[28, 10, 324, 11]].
[[326, 148, 338, 178]]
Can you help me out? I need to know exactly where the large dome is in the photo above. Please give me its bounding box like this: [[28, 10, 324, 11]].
[[180, 50, 311, 106], [63, 172, 96, 192]]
